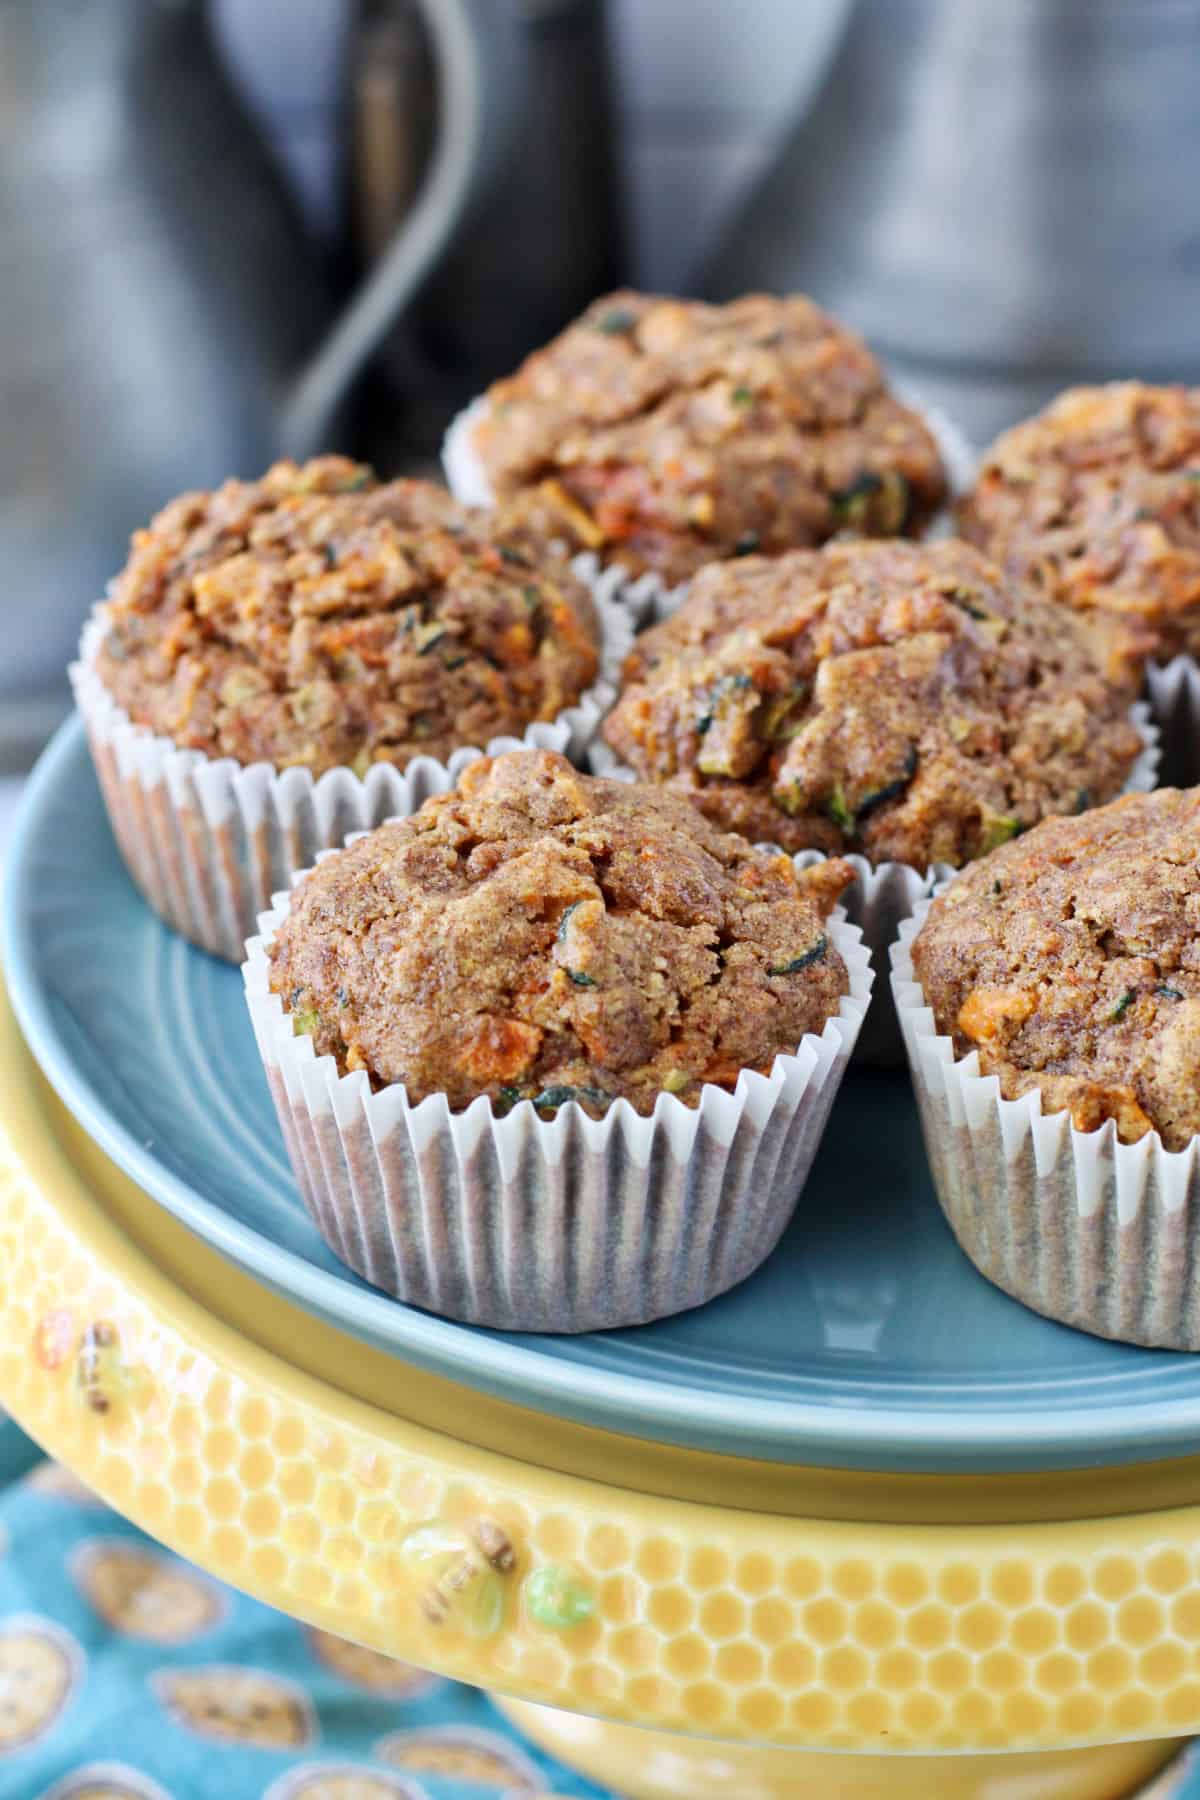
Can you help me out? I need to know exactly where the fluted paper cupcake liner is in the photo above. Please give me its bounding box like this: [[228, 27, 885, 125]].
[[591, 705, 1159, 1067], [441, 387, 978, 625], [70, 590, 634, 965], [892, 893, 1200, 1352], [242, 887, 873, 1333], [1145, 655, 1200, 788]]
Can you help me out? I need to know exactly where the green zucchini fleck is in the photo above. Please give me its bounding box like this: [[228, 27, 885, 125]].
[[499, 543, 530, 567], [523, 584, 541, 615], [532, 1084, 610, 1112], [557, 901, 582, 943], [559, 900, 598, 985], [1157, 985, 1185, 1001], [949, 587, 989, 621], [979, 812, 1021, 853], [442, 652, 468, 670], [696, 672, 754, 738], [290, 1006, 321, 1038], [414, 622, 448, 654], [767, 936, 828, 976], [732, 530, 761, 556], [322, 542, 337, 568], [731, 385, 755, 408], [992, 879, 1003, 896], [337, 467, 371, 492], [831, 469, 911, 532], [857, 746, 918, 821], [832, 471, 882, 520], [826, 786, 856, 835], [1075, 789, 1092, 814], [495, 1085, 526, 1114], [593, 306, 636, 335], [1110, 989, 1136, 1022], [760, 686, 809, 740]]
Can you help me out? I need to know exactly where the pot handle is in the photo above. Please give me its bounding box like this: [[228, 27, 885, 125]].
[[279, 0, 523, 460]]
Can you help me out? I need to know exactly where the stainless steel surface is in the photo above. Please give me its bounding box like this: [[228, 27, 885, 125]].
[[339, 0, 626, 459], [279, 0, 528, 459], [0, 0, 334, 764], [0, 0, 622, 763], [703, 0, 1200, 445]]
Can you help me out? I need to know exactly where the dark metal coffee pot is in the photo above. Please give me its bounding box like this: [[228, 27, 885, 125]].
[[0, 0, 619, 764]]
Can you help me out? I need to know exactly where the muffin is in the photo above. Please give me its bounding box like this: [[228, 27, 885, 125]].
[[243, 749, 873, 1330], [893, 787, 1200, 1349], [454, 292, 950, 586], [73, 457, 630, 961], [959, 383, 1200, 675], [93, 457, 599, 776], [601, 537, 1149, 868]]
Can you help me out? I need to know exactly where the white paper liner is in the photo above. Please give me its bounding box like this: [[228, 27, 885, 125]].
[[892, 891, 1200, 1352], [70, 590, 634, 965], [1145, 654, 1200, 788], [242, 887, 873, 1334], [591, 705, 1159, 1066]]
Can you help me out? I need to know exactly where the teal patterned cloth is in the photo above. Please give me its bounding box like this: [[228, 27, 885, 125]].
[[0, 1418, 611, 1800]]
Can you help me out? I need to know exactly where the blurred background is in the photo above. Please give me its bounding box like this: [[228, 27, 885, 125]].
[[3, 0, 1199, 770]]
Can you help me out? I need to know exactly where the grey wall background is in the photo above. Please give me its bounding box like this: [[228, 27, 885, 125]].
[[212, 0, 848, 290]]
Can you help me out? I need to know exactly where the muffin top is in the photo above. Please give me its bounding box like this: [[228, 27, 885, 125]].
[[912, 788, 1200, 1149], [268, 748, 853, 1117], [601, 537, 1144, 870], [958, 382, 1200, 672], [95, 457, 599, 777], [471, 291, 948, 585]]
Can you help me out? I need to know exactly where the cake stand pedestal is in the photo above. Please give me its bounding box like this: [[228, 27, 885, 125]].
[[0, 980, 1192, 1800]]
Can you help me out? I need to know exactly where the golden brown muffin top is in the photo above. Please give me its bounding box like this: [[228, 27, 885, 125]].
[[472, 291, 948, 584], [268, 749, 853, 1116], [96, 457, 599, 777], [958, 383, 1200, 672], [601, 537, 1144, 870], [912, 788, 1200, 1148]]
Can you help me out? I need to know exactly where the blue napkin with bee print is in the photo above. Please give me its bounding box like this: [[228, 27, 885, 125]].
[[0, 1418, 610, 1800]]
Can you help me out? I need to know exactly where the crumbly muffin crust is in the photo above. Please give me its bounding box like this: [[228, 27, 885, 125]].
[[96, 457, 599, 777], [268, 749, 853, 1116], [602, 538, 1143, 870], [471, 291, 948, 585], [958, 383, 1200, 672], [912, 788, 1200, 1148]]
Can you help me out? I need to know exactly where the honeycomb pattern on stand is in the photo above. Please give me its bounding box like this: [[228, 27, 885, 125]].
[[7, 1142, 1200, 1753]]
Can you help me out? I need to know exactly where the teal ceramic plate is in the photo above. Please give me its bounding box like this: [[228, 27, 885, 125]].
[[6, 719, 1200, 1474]]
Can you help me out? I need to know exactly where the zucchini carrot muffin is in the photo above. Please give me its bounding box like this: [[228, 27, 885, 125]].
[[74, 456, 631, 962], [466, 291, 949, 585], [893, 788, 1200, 1350], [911, 789, 1200, 1148], [245, 749, 873, 1329], [601, 537, 1146, 870], [958, 383, 1200, 676], [267, 749, 854, 1116], [94, 455, 599, 776]]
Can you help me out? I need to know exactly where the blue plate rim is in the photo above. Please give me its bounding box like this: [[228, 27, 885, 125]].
[[7, 715, 1200, 1473]]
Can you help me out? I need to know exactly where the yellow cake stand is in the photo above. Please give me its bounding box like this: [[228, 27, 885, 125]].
[[0, 974, 1196, 1798]]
